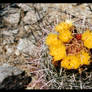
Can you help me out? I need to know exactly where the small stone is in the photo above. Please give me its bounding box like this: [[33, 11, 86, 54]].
[[11, 29, 19, 34], [3, 11, 20, 26], [17, 38, 39, 57], [24, 25, 30, 31], [5, 46, 13, 54], [15, 49, 20, 56], [23, 11, 37, 24], [17, 4, 32, 11], [6, 48, 13, 54]]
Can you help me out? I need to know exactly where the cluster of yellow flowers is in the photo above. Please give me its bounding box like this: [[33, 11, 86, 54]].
[[45, 20, 92, 70]]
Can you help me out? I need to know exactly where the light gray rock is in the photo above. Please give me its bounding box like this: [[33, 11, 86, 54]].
[[15, 49, 20, 56], [0, 64, 22, 83], [23, 11, 37, 24], [11, 29, 19, 34], [17, 38, 39, 57], [6, 46, 13, 54], [17, 4, 32, 11], [2, 29, 18, 36], [3, 11, 20, 26], [0, 64, 31, 89]]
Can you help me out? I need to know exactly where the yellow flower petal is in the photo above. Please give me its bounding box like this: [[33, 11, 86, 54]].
[[58, 30, 72, 42], [55, 21, 73, 33], [49, 44, 66, 61], [45, 33, 62, 46], [82, 30, 92, 48], [77, 50, 90, 65], [61, 55, 80, 69]]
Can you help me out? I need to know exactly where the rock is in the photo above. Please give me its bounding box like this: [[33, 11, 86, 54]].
[[17, 38, 39, 57], [32, 4, 48, 11], [15, 49, 20, 56], [0, 3, 10, 10], [2, 30, 13, 36], [6, 47, 13, 54], [17, 4, 32, 11], [3, 9, 20, 26], [23, 11, 37, 25], [3, 36, 15, 45], [11, 29, 19, 34], [0, 64, 31, 89], [2, 29, 18, 36]]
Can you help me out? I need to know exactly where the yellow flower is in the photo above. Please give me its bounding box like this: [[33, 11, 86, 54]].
[[84, 38, 92, 49], [49, 44, 66, 61], [82, 30, 92, 48], [82, 30, 90, 40], [45, 33, 62, 46], [61, 55, 80, 69], [55, 20, 73, 33], [58, 30, 72, 42], [55, 21, 73, 42], [77, 50, 90, 65]]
